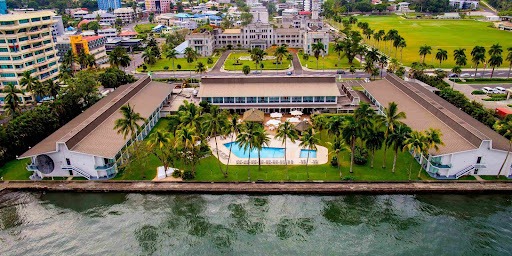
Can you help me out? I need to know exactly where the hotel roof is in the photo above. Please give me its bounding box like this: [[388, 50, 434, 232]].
[[223, 28, 241, 34], [0, 10, 55, 21], [198, 77, 341, 98], [19, 77, 175, 159], [363, 75, 510, 155]]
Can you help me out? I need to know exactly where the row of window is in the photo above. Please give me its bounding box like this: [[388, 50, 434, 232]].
[[203, 96, 337, 104]]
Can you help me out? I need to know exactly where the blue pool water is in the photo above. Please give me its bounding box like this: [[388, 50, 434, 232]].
[[300, 149, 317, 158], [224, 142, 285, 158]]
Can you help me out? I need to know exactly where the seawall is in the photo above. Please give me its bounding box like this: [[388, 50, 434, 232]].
[[2, 181, 512, 194]]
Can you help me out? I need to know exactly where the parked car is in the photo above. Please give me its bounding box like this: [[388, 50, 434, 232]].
[[460, 73, 470, 78], [448, 73, 458, 78], [482, 87, 494, 94], [495, 87, 507, 94], [286, 71, 293, 75], [336, 70, 346, 74], [252, 70, 261, 74], [471, 73, 482, 77]]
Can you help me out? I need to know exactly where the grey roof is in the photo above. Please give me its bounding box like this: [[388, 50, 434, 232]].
[[19, 77, 175, 159]]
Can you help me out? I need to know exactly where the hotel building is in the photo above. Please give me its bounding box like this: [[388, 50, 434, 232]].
[[55, 35, 108, 65]]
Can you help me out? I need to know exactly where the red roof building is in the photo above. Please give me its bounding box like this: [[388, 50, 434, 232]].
[[496, 107, 512, 119]]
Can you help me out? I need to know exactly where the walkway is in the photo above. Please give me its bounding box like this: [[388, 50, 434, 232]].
[[2, 181, 512, 194]]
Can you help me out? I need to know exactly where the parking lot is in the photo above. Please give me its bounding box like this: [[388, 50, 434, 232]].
[[447, 78, 512, 110]]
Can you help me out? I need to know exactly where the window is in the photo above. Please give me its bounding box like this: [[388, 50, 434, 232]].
[[204, 97, 212, 103], [0, 73, 16, 77], [303, 97, 313, 103], [314, 96, 325, 102], [31, 17, 41, 22], [292, 96, 302, 102], [0, 39, 5, 43], [247, 97, 256, 103], [0, 65, 13, 69], [19, 37, 28, 42], [19, 19, 29, 24], [21, 45, 31, 50], [7, 39, 16, 43], [0, 21, 15, 25], [14, 64, 23, 69], [0, 48, 8, 52], [0, 56, 10, 61], [42, 16, 51, 20], [269, 97, 279, 103], [326, 96, 336, 102], [235, 97, 246, 103], [213, 97, 223, 103], [25, 61, 34, 66], [224, 97, 234, 103], [258, 97, 268, 103], [280, 97, 290, 103], [12, 56, 22, 60], [18, 28, 26, 32], [5, 30, 14, 34], [37, 57, 45, 63]]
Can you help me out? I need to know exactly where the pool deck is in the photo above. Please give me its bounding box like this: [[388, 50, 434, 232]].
[[207, 135, 329, 165], [3, 180, 512, 194]]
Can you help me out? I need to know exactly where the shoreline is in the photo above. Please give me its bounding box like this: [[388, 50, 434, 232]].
[[2, 180, 512, 194]]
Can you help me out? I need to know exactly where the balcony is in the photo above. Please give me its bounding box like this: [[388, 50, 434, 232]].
[[26, 164, 38, 171], [429, 161, 452, 169]]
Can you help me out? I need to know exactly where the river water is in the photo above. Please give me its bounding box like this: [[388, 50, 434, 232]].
[[1, 192, 511, 255]]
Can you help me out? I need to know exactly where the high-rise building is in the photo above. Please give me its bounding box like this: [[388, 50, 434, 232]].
[[145, 0, 172, 13], [97, 0, 122, 11], [0, 0, 7, 15], [0, 11, 60, 89]]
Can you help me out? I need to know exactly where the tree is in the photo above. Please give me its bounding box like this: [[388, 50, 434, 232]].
[[373, 30, 385, 48], [507, 47, 512, 79], [236, 122, 263, 180], [489, 43, 503, 57], [44, 79, 60, 100], [250, 47, 266, 72], [275, 121, 299, 179], [435, 48, 448, 67], [202, 105, 228, 177], [329, 135, 346, 178], [142, 47, 157, 65], [453, 48, 467, 67], [63, 49, 76, 74], [88, 21, 100, 34], [224, 113, 240, 176], [195, 61, 206, 75], [471, 46, 486, 78], [147, 130, 175, 173], [311, 41, 326, 69], [365, 47, 380, 65], [299, 128, 319, 180], [404, 130, 427, 180], [242, 65, 251, 75], [165, 48, 178, 77], [418, 45, 432, 64], [240, 12, 253, 26], [451, 66, 462, 86], [378, 55, 388, 78], [2, 84, 23, 118], [387, 124, 412, 173], [341, 116, 358, 174], [114, 103, 146, 140], [253, 124, 270, 173], [495, 117, 512, 178], [488, 54, 503, 78], [20, 71, 40, 104], [108, 47, 131, 69], [274, 45, 289, 68], [381, 102, 406, 169], [365, 121, 385, 169], [185, 47, 199, 78], [303, 53, 309, 61], [397, 38, 407, 62], [175, 126, 200, 175], [148, 13, 154, 23]]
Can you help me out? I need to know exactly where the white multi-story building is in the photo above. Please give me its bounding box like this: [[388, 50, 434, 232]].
[[187, 31, 214, 57], [72, 10, 89, 19], [97, 28, 118, 38], [0, 11, 60, 89], [114, 7, 135, 24], [449, 0, 479, 9], [83, 13, 116, 25]]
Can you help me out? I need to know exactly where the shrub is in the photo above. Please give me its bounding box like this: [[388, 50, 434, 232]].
[[330, 156, 339, 167], [182, 170, 195, 180], [163, 66, 169, 70], [142, 65, 147, 71], [177, 64, 182, 70], [172, 169, 183, 178], [471, 90, 485, 95], [342, 176, 354, 181], [354, 146, 368, 165]]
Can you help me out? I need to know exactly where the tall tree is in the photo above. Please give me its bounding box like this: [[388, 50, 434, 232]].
[[202, 105, 228, 177], [108, 46, 131, 69], [2, 84, 23, 118], [165, 48, 178, 77], [224, 114, 240, 176], [114, 103, 146, 139], [299, 128, 319, 180], [20, 71, 40, 104], [488, 54, 503, 78], [250, 47, 266, 72], [387, 124, 412, 173], [195, 61, 206, 76], [471, 46, 486, 78], [44, 79, 60, 100], [418, 45, 432, 64], [274, 45, 289, 67], [236, 122, 259, 180], [311, 41, 326, 69], [142, 47, 157, 65], [175, 126, 200, 175], [275, 121, 299, 179], [365, 121, 385, 169], [341, 116, 358, 174], [435, 48, 448, 67], [253, 124, 270, 173], [495, 117, 512, 178], [507, 47, 512, 79], [403, 130, 427, 179], [329, 135, 346, 178], [453, 48, 467, 67], [381, 102, 406, 169]]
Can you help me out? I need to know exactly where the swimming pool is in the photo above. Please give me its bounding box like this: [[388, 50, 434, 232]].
[[300, 149, 317, 158], [224, 142, 285, 158]]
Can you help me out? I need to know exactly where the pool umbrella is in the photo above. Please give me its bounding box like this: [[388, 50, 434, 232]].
[[270, 112, 282, 118], [242, 109, 265, 123], [266, 119, 281, 126], [286, 117, 300, 123], [294, 120, 312, 132], [290, 110, 303, 116]]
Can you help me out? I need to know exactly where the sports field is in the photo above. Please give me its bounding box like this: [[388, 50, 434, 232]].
[[352, 16, 512, 68]]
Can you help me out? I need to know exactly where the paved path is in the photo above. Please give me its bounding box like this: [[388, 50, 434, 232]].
[[2, 181, 512, 194]]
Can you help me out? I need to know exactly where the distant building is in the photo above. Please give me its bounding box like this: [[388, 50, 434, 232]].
[[55, 35, 108, 65], [114, 7, 135, 24], [97, 0, 122, 11], [97, 28, 118, 38], [0, 0, 7, 15], [52, 16, 65, 40], [118, 30, 138, 39], [145, 0, 173, 13], [83, 12, 116, 25], [105, 37, 142, 52], [449, 0, 479, 10], [187, 31, 214, 57], [72, 10, 89, 19]]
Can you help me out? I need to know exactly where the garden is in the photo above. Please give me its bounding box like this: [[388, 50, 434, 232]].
[[137, 54, 221, 72], [223, 48, 292, 71], [298, 43, 360, 70]]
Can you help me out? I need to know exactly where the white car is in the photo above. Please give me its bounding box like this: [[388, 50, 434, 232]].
[[495, 87, 507, 94], [482, 87, 494, 94], [471, 73, 482, 77], [460, 73, 470, 78]]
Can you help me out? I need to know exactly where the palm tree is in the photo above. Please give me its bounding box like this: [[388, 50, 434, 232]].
[[165, 48, 178, 77], [275, 121, 299, 179], [495, 118, 512, 178], [451, 66, 462, 87], [224, 114, 240, 176], [299, 128, 319, 180], [63, 49, 76, 73], [373, 30, 385, 48], [418, 45, 432, 64], [398, 39, 406, 62], [341, 116, 358, 174], [381, 102, 406, 169], [175, 126, 200, 175], [334, 41, 344, 65], [142, 47, 157, 65], [202, 105, 228, 177], [236, 122, 262, 180], [242, 65, 251, 75], [453, 48, 467, 67], [488, 54, 503, 78], [19, 71, 40, 104], [178, 100, 203, 129], [404, 130, 427, 180], [424, 128, 444, 166], [365, 47, 380, 65], [387, 124, 412, 173], [329, 135, 346, 178], [108, 46, 131, 69], [195, 61, 206, 76], [435, 48, 448, 67], [253, 124, 270, 173], [84, 54, 96, 69], [311, 41, 325, 69], [365, 121, 385, 168], [507, 47, 512, 79], [327, 115, 345, 138], [114, 103, 146, 140], [378, 54, 388, 78], [2, 84, 23, 118], [274, 45, 289, 68], [44, 79, 60, 99], [392, 35, 403, 58], [250, 47, 266, 72], [471, 46, 486, 78], [148, 130, 175, 172], [489, 43, 503, 57]]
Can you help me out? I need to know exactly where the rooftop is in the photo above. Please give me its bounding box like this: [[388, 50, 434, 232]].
[[83, 35, 105, 42], [19, 77, 175, 159], [363, 75, 510, 155], [198, 77, 341, 98], [118, 31, 138, 36], [223, 28, 241, 34], [0, 10, 55, 21]]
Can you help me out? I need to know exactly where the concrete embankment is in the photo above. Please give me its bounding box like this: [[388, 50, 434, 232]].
[[2, 181, 512, 194]]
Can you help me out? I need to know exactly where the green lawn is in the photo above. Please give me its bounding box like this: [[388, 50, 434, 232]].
[[335, 16, 512, 68], [121, 118, 433, 182], [298, 43, 360, 70], [0, 159, 31, 180], [223, 51, 292, 71], [138, 55, 220, 72], [134, 23, 157, 33]]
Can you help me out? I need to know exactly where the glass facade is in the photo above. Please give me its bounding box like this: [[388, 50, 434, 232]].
[[201, 95, 337, 105]]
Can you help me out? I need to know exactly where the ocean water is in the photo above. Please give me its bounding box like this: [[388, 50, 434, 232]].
[[1, 192, 512, 255]]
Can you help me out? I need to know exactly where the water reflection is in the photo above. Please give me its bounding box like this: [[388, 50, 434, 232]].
[[40, 192, 127, 214]]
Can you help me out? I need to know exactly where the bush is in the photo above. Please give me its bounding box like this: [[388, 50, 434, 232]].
[[163, 66, 169, 70], [342, 176, 354, 181], [177, 64, 182, 69], [172, 169, 183, 178], [330, 156, 339, 167], [142, 65, 147, 71], [353, 146, 368, 165], [182, 170, 195, 180], [471, 90, 485, 95]]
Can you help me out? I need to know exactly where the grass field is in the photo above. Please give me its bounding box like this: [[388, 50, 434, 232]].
[[336, 16, 512, 68], [134, 23, 157, 33], [138, 55, 220, 72], [298, 43, 360, 70], [223, 50, 292, 71]]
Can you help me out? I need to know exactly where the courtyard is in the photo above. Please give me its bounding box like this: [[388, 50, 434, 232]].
[[223, 49, 292, 71]]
